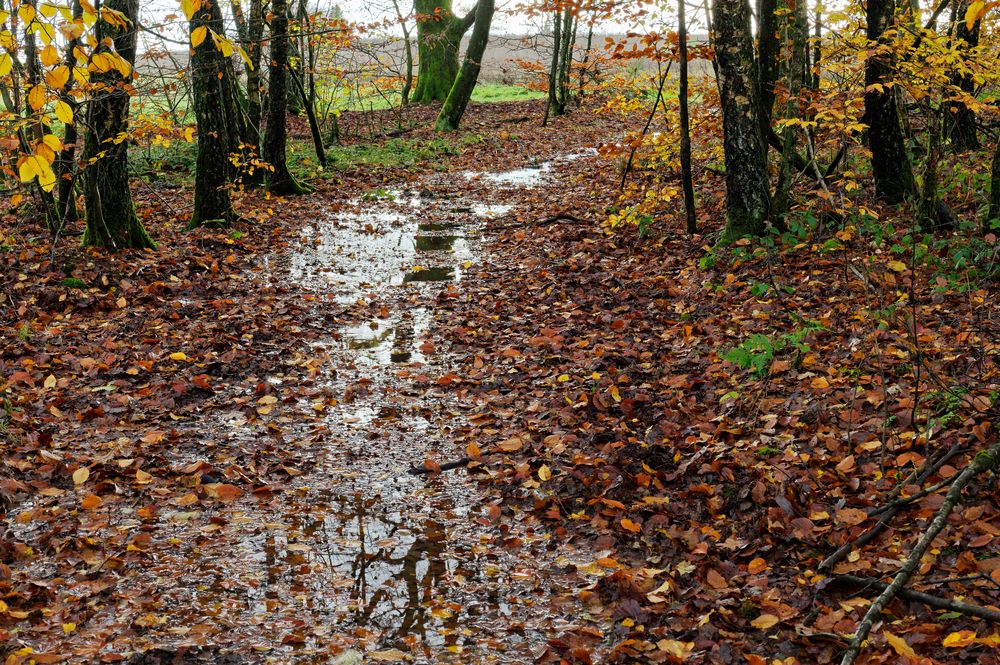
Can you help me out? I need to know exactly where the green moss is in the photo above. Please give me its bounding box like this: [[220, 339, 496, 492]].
[[60, 277, 88, 289]]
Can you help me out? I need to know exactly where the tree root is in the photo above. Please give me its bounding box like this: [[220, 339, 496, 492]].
[[833, 574, 1000, 623], [839, 441, 1000, 665]]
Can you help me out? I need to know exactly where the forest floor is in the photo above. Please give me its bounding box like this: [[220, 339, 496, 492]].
[[2, 99, 1000, 665]]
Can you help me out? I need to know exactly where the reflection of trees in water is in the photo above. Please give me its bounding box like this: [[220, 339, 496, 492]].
[[306, 492, 464, 649]]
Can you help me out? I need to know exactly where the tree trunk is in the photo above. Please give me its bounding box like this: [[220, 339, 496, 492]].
[[756, 0, 781, 138], [712, 0, 772, 238], [246, 0, 264, 141], [678, 0, 697, 234], [389, 0, 415, 105], [412, 0, 471, 103], [57, 0, 83, 225], [773, 0, 808, 223], [264, 0, 310, 195], [81, 0, 153, 248], [543, 8, 562, 125], [290, 66, 326, 166], [947, 0, 980, 151], [557, 7, 575, 112], [988, 139, 1000, 231], [864, 0, 915, 203], [188, 0, 238, 227], [435, 0, 494, 131]]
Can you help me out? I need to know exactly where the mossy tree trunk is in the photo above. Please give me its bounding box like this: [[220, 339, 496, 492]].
[[435, 0, 494, 131], [712, 0, 772, 238], [412, 0, 475, 103], [188, 0, 238, 227], [264, 0, 311, 195], [864, 0, 915, 203], [81, 0, 154, 249]]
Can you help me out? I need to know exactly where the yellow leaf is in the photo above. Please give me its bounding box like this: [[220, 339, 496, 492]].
[[39, 3, 57, 17], [45, 64, 69, 89], [966, 0, 985, 28], [181, 0, 201, 19], [72, 467, 90, 484], [169, 352, 187, 361], [28, 83, 46, 111], [54, 99, 73, 124], [62, 622, 76, 633], [17, 4, 35, 23], [43, 374, 56, 389], [211, 30, 234, 57], [538, 464, 551, 481], [0, 53, 12, 77], [35, 21, 55, 44], [885, 631, 918, 658], [557, 374, 569, 382], [39, 43, 60, 66], [190, 24, 207, 47], [887, 260, 907, 273], [41, 133, 61, 152], [944, 630, 977, 648], [237, 45, 253, 70]]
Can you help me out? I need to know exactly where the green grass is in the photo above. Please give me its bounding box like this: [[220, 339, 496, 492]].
[[329, 83, 543, 111], [471, 83, 545, 103]]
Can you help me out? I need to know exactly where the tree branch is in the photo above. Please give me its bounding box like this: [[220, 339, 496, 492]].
[[839, 441, 1000, 665]]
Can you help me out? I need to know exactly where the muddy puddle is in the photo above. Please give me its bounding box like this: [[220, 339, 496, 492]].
[[208, 180, 556, 662], [4, 158, 590, 663]]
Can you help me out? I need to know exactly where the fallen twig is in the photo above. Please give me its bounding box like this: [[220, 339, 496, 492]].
[[408, 456, 472, 475], [839, 441, 1000, 665], [834, 574, 1000, 622], [819, 442, 964, 571]]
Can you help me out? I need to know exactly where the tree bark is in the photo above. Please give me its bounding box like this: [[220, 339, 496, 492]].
[[411, 0, 472, 103], [864, 0, 915, 203], [712, 0, 772, 238], [81, 0, 154, 248], [57, 0, 83, 225], [756, 0, 781, 137], [188, 0, 238, 227], [678, 0, 697, 234], [947, 0, 980, 151], [264, 0, 310, 195], [543, 8, 562, 125], [435, 0, 494, 130], [773, 0, 807, 224]]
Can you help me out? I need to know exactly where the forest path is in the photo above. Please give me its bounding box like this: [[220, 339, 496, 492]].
[[9, 135, 608, 664]]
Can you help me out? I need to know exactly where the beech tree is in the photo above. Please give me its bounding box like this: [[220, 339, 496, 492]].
[[435, 0, 495, 130], [81, 0, 154, 248], [411, 0, 476, 103]]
